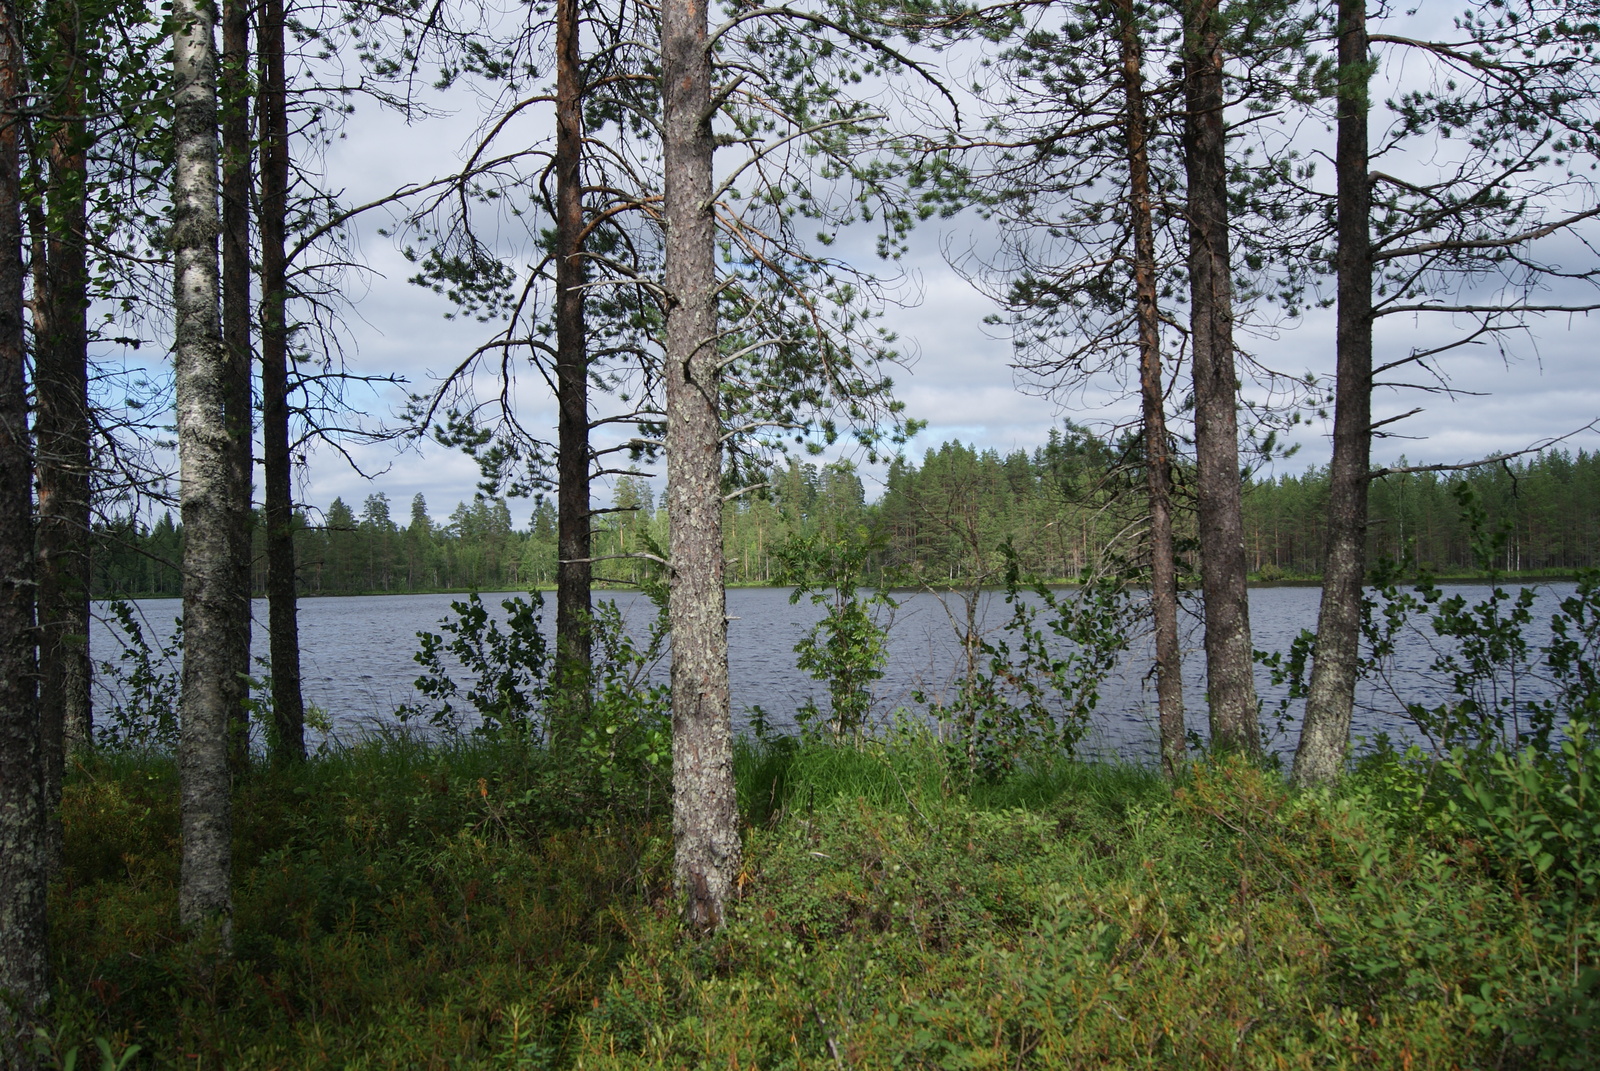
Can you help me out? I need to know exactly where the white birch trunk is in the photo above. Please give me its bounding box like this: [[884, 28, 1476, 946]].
[[172, 0, 237, 939]]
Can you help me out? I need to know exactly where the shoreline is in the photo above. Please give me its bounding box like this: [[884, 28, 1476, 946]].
[[91, 568, 1590, 602]]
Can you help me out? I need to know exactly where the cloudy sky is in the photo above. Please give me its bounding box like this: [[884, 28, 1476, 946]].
[[240, 7, 1600, 525]]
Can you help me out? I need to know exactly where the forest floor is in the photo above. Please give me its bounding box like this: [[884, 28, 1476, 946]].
[[45, 732, 1596, 1069]]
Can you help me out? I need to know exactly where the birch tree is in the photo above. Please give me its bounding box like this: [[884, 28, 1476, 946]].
[[172, 0, 239, 938]]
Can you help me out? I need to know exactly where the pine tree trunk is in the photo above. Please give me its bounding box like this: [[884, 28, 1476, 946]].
[[173, 0, 237, 939], [663, 0, 739, 931], [0, 0, 49, 1053], [35, 0, 92, 878], [221, 0, 254, 771], [1183, 0, 1259, 755], [1294, 0, 1372, 786], [258, 0, 305, 762], [552, 0, 592, 750], [1120, 1, 1185, 777]]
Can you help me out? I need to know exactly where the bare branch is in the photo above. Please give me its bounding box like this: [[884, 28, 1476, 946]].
[[1369, 421, 1600, 479]]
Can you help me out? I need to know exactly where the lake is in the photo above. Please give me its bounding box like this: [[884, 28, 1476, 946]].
[[91, 581, 1582, 762]]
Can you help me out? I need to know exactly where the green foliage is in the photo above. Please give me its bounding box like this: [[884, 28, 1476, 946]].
[[89, 446, 1600, 598], [50, 732, 1600, 1068], [31, 1032, 143, 1071], [94, 600, 183, 752], [400, 586, 674, 811], [1438, 721, 1600, 1065], [1250, 448, 1600, 580], [567, 746, 1585, 1069], [1257, 489, 1600, 1063], [1450, 719, 1600, 916], [918, 545, 1134, 779], [573, 595, 674, 810], [1353, 487, 1600, 757], [1259, 483, 1600, 762], [777, 527, 896, 738], [51, 737, 665, 1069], [400, 591, 551, 737]]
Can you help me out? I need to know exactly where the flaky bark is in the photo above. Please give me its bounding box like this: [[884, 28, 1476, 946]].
[[551, 0, 592, 749], [1183, 0, 1259, 755], [663, 0, 740, 931], [221, 0, 254, 770], [1120, 1, 1185, 777], [173, 0, 237, 939], [0, 0, 49, 1055], [35, 0, 92, 877], [1294, 0, 1371, 786], [259, 0, 306, 762]]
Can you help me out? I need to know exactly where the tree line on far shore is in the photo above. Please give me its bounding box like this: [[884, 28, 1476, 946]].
[[89, 435, 1600, 600]]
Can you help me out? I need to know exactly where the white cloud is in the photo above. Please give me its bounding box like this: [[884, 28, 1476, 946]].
[[276, 15, 1600, 519]]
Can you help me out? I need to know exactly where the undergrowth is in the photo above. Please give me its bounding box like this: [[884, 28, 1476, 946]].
[[48, 731, 1597, 1069], [49, 734, 668, 1070]]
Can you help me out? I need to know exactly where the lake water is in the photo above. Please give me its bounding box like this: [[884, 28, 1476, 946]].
[[91, 581, 1582, 762]]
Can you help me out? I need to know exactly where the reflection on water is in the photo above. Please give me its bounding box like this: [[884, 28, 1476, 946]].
[[92, 581, 1581, 762]]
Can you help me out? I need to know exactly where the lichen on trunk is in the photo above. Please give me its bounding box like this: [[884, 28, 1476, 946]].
[[662, 0, 740, 931]]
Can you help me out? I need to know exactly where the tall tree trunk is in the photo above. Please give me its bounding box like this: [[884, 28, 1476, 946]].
[[0, 0, 49, 1054], [173, 0, 237, 939], [221, 0, 254, 771], [1293, 0, 1371, 785], [258, 0, 305, 762], [551, 0, 592, 750], [34, 0, 92, 878], [1183, 0, 1259, 755], [1120, 0, 1185, 777], [662, 0, 739, 931]]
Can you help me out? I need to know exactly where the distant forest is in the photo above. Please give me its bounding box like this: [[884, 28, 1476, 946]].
[[93, 430, 1600, 598]]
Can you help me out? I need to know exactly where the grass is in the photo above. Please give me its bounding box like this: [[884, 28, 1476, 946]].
[[44, 730, 1598, 1069]]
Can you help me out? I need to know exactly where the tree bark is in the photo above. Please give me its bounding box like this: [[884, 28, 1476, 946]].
[[258, 0, 305, 762], [551, 0, 592, 750], [663, 0, 740, 931], [1294, 0, 1371, 786], [173, 0, 237, 939], [1120, 0, 1185, 777], [34, 0, 92, 878], [221, 0, 254, 771], [0, 0, 49, 1055], [1183, 0, 1259, 755]]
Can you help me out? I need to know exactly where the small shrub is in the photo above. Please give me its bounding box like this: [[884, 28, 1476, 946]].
[[917, 545, 1134, 780], [94, 600, 183, 752], [776, 527, 895, 739]]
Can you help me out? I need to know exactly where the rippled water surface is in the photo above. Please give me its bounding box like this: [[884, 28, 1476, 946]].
[[93, 581, 1580, 761]]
